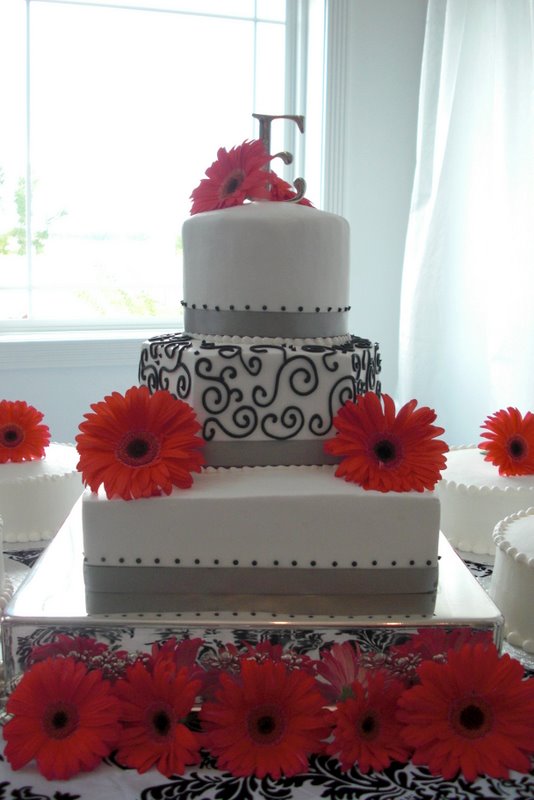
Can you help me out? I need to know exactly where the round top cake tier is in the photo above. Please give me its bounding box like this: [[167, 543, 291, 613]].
[[182, 202, 350, 339]]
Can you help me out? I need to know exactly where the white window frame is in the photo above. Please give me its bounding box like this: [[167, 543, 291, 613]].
[[0, 0, 350, 372]]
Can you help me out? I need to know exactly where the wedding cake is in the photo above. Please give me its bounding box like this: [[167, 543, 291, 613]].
[[80, 141, 445, 606]]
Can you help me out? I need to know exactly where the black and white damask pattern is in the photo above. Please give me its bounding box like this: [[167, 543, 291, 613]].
[[139, 334, 381, 443]]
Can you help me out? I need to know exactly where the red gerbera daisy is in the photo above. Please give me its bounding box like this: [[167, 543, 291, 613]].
[[328, 671, 411, 773], [200, 659, 330, 779], [0, 399, 50, 463], [76, 385, 204, 500], [324, 392, 448, 492], [114, 660, 201, 776], [190, 140, 272, 214], [479, 407, 534, 476], [397, 643, 534, 781], [268, 173, 313, 206], [3, 657, 120, 780]]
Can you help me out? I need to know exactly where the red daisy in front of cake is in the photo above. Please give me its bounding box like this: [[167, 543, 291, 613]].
[[325, 392, 448, 492], [76, 385, 204, 500]]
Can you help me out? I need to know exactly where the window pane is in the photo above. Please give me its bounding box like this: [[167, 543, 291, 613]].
[[1, 0, 293, 325]]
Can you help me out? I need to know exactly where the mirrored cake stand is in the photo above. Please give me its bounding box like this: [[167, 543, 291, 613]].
[[1, 500, 504, 690]]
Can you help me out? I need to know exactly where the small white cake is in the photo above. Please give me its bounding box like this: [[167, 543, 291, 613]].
[[0, 443, 84, 543], [436, 445, 534, 555], [490, 508, 534, 654]]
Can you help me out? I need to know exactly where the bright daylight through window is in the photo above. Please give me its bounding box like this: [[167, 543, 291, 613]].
[[1, 0, 303, 330]]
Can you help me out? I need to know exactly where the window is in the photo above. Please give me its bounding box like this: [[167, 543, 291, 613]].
[[1, 0, 314, 331]]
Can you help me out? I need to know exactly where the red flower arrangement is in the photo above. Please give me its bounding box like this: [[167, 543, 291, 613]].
[[324, 392, 448, 492], [397, 642, 534, 781], [4, 633, 534, 782], [328, 670, 411, 773], [3, 656, 120, 780], [479, 406, 534, 476], [114, 660, 201, 777], [190, 139, 313, 214], [0, 399, 50, 463], [76, 386, 204, 500], [200, 659, 330, 779]]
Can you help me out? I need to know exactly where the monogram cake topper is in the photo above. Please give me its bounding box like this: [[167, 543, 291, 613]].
[[253, 113, 307, 202]]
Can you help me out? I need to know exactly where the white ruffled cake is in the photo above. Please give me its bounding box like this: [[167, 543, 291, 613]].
[[0, 443, 84, 544], [436, 445, 534, 556], [490, 508, 534, 654]]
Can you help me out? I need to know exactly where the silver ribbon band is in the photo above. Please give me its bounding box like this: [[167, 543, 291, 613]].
[[184, 307, 349, 338], [203, 440, 340, 468], [84, 564, 439, 613]]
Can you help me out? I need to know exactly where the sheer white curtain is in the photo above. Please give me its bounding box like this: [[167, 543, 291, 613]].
[[397, 0, 534, 445]]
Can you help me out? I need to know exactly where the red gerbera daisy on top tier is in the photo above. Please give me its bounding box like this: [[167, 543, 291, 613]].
[[397, 643, 534, 781], [0, 399, 50, 463], [190, 140, 272, 214], [3, 657, 120, 780], [201, 659, 329, 779], [76, 386, 204, 500], [324, 392, 448, 492], [479, 406, 534, 475]]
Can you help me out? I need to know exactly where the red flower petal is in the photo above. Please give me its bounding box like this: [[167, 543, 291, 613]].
[[76, 386, 204, 500], [0, 400, 50, 463], [328, 671, 411, 772], [3, 657, 120, 780], [114, 661, 201, 776], [268, 173, 313, 206], [324, 392, 448, 492], [397, 643, 534, 781], [190, 140, 272, 214], [479, 407, 534, 475], [201, 659, 330, 779]]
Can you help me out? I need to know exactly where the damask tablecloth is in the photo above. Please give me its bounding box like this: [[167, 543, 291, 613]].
[[0, 551, 532, 800]]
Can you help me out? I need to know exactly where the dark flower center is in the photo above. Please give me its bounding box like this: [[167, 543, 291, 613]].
[[116, 430, 160, 467], [221, 169, 245, 198], [0, 424, 24, 448], [152, 709, 172, 737], [358, 712, 379, 740], [459, 704, 485, 730], [451, 697, 492, 739], [372, 437, 399, 466], [507, 435, 527, 461], [44, 703, 79, 740], [248, 705, 285, 745]]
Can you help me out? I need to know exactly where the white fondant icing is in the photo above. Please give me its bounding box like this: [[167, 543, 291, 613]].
[[182, 202, 349, 322], [82, 465, 441, 595], [490, 509, 534, 654], [0, 443, 84, 542], [436, 446, 534, 555]]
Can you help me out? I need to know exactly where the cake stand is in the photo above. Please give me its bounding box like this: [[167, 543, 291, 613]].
[[0, 500, 503, 692]]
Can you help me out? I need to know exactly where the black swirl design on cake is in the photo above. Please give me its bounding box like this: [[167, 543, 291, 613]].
[[139, 334, 381, 443]]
